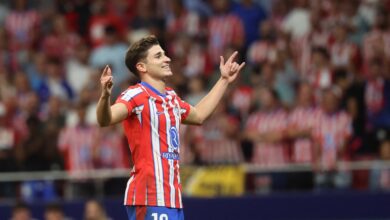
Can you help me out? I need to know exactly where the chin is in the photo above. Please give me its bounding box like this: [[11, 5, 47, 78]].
[[164, 71, 173, 76]]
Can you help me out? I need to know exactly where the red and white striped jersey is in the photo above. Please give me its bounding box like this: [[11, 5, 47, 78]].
[[191, 114, 243, 164], [58, 125, 100, 172], [208, 14, 244, 64], [231, 85, 253, 117], [166, 10, 200, 37], [291, 30, 330, 76], [288, 106, 322, 163], [115, 82, 191, 208], [330, 41, 359, 68], [245, 109, 289, 167], [247, 41, 278, 64], [5, 10, 39, 49], [362, 29, 390, 74], [313, 110, 352, 170]]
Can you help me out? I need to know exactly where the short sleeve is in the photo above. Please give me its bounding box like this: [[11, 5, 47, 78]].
[[115, 87, 143, 116], [177, 96, 191, 121]]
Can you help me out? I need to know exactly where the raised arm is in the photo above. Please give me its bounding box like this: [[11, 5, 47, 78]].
[[184, 51, 245, 125], [96, 65, 128, 127]]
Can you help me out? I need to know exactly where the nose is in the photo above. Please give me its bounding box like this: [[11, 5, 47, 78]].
[[164, 55, 171, 63]]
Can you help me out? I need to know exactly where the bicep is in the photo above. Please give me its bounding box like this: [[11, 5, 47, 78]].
[[182, 105, 202, 125], [110, 103, 128, 125]]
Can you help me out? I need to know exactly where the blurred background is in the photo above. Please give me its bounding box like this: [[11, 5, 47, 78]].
[[0, 0, 390, 219]]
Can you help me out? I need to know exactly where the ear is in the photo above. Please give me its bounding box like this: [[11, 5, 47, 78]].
[[136, 62, 146, 74]]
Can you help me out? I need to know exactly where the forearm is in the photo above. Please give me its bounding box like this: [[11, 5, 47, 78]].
[[96, 94, 112, 127], [194, 77, 229, 123]]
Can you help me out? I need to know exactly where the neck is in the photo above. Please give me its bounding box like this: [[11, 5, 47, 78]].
[[141, 75, 166, 94]]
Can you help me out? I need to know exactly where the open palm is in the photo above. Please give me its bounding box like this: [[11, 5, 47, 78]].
[[219, 51, 245, 83]]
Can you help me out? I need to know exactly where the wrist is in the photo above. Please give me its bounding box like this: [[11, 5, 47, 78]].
[[100, 93, 111, 99], [219, 76, 230, 84]]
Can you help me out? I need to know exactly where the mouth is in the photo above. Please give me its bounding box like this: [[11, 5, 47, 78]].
[[162, 65, 171, 71]]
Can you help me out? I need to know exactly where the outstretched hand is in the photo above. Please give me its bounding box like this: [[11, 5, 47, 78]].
[[219, 51, 245, 83], [100, 65, 113, 97]]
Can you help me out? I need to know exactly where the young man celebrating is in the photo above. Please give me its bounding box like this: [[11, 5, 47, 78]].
[[96, 35, 245, 220]]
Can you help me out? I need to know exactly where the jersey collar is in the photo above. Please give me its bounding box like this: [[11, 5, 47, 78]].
[[140, 81, 166, 97]]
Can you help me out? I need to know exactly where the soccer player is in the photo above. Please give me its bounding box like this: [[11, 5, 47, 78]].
[[96, 35, 245, 220]]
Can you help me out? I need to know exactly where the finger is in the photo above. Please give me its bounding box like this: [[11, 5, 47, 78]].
[[232, 62, 240, 70], [226, 51, 238, 64], [104, 76, 113, 88], [233, 62, 239, 70], [220, 56, 224, 67], [237, 62, 246, 72], [107, 66, 112, 76], [102, 65, 109, 76]]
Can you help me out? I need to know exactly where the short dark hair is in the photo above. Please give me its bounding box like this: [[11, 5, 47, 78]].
[[125, 35, 160, 77], [12, 201, 30, 214], [312, 46, 330, 60], [45, 202, 63, 214]]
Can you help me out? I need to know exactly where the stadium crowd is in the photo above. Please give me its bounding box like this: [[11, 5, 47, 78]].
[[0, 0, 390, 199]]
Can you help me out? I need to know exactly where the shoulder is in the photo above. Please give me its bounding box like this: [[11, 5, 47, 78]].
[[118, 84, 145, 102], [166, 87, 179, 97]]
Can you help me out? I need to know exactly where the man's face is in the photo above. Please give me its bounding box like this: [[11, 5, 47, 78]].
[[322, 91, 338, 113], [141, 45, 172, 79]]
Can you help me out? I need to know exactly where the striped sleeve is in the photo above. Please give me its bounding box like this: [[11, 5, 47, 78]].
[[115, 87, 143, 116], [177, 97, 191, 121]]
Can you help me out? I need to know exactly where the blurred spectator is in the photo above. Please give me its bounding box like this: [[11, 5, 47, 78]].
[[307, 47, 333, 101], [41, 96, 65, 171], [365, 58, 390, 129], [0, 28, 11, 69], [232, 0, 267, 50], [287, 82, 320, 190], [244, 87, 289, 167], [291, 9, 331, 76], [208, 0, 245, 65], [362, 9, 390, 74], [282, 0, 311, 39], [333, 68, 366, 156], [364, 58, 390, 153], [44, 203, 70, 220], [166, 0, 201, 39], [189, 100, 243, 164], [58, 102, 100, 173], [244, 87, 289, 192], [65, 41, 96, 95], [246, 20, 278, 65], [10, 202, 37, 220], [288, 82, 321, 164], [95, 125, 128, 169], [25, 52, 47, 93], [58, 102, 100, 197], [83, 199, 111, 220], [89, 25, 129, 88], [313, 88, 352, 189], [329, 22, 360, 73], [88, 0, 125, 48], [5, 0, 40, 70], [358, 0, 381, 27], [370, 140, 390, 190], [185, 76, 207, 106], [339, 1, 370, 46], [273, 47, 298, 107], [129, 0, 165, 41], [0, 102, 19, 198], [41, 14, 81, 60], [36, 58, 73, 103], [56, 0, 91, 37], [65, 87, 98, 127], [183, 0, 212, 17], [0, 3, 9, 26]]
